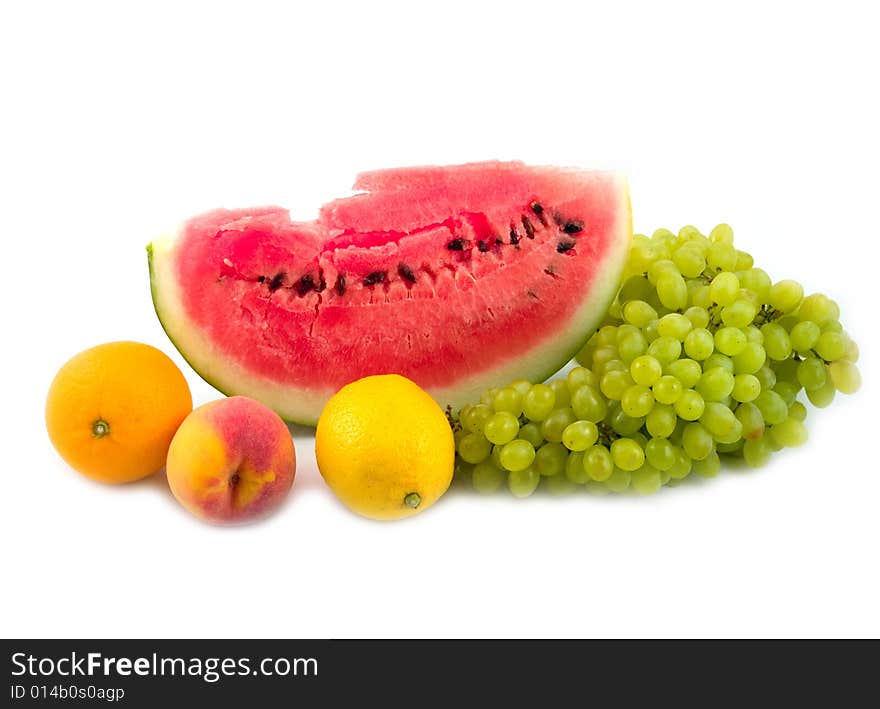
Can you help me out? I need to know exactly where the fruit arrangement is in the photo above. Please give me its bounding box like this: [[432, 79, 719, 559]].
[[451, 224, 861, 496], [44, 162, 861, 523]]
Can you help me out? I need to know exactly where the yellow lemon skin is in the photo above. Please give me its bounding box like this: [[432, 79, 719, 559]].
[[315, 374, 455, 521]]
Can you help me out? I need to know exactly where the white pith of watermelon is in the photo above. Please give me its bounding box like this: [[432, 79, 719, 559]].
[[148, 162, 632, 425]]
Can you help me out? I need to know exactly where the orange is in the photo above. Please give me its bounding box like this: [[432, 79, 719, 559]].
[[45, 341, 192, 483]]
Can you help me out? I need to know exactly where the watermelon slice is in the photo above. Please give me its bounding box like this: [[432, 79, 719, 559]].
[[148, 162, 631, 424]]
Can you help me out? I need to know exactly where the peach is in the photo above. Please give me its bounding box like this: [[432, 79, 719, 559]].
[[166, 396, 295, 524]]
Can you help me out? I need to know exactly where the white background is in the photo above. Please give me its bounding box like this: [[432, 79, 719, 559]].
[[1, 1, 877, 638]]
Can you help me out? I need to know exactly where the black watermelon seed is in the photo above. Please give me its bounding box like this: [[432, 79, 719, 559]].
[[295, 274, 315, 295], [397, 263, 417, 283], [509, 225, 520, 245], [477, 240, 489, 253], [563, 220, 584, 234], [315, 276, 327, 293], [446, 238, 466, 251], [268, 272, 285, 291], [557, 240, 576, 253], [495, 238, 504, 246], [257, 275, 265, 283], [521, 215, 536, 239], [530, 201, 548, 226], [335, 274, 346, 296], [363, 271, 387, 286]]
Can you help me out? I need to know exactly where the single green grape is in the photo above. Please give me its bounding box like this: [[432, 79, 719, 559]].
[[564, 451, 589, 484], [788, 400, 807, 422], [732, 342, 766, 374], [646, 404, 677, 438], [702, 353, 734, 374], [483, 411, 520, 445], [657, 272, 688, 310], [517, 422, 544, 448], [744, 325, 764, 344], [458, 432, 492, 464], [631, 465, 662, 495], [567, 367, 596, 392], [769, 417, 808, 448], [597, 359, 627, 379], [681, 422, 714, 460], [844, 337, 860, 363], [499, 439, 536, 472], [714, 327, 748, 356], [521, 383, 556, 421], [630, 354, 663, 386], [689, 284, 712, 309], [665, 359, 702, 388], [709, 272, 740, 305], [610, 438, 646, 471], [645, 437, 676, 470], [674, 389, 706, 421], [460, 403, 492, 433], [721, 299, 757, 329], [618, 275, 653, 305], [647, 336, 683, 366], [647, 258, 679, 284], [618, 331, 648, 364], [684, 328, 715, 360], [797, 293, 836, 326], [708, 241, 738, 272], [734, 402, 765, 440], [673, 244, 706, 278], [667, 448, 693, 480], [767, 279, 804, 313], [472, 460, 506, 493], [583, 444, 614, 481], [492, 387, 523, 416], [789, 320, 820, 353], [697, 367, 736, 402], [643, 319, 660, 343], [773, 380, 800, 407], [683, 306, 710, 329], [692, 450, 721, 477], [596, 325, 619, 347], [754, 390, 788, 425], [806, 376, 836, 407], [709, 223, 734, 244], [600, 370, 635, 400], [742, 438, 772, 467], [796, 356, 827, 391], [735, 251, 755, 270], [652, 375, 683, 405], [561, 420, 599, 451], [533, 441, 568, 476], [658, 313, 693, 340], [623, 300, 659, 328], [760, 322, 793, 361], [592, 346, 618, 372], [828, 360, 861, 394], [570, 385, 608, 423], [507, 466, 540, 498], [700, 402, 743, 442], [732, 373, 761, 402], [815, 331, 846, 361], [620, 385, 655, 418]]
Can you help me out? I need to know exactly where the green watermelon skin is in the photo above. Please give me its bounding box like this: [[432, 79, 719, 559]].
[[148, 162, 631, 424]]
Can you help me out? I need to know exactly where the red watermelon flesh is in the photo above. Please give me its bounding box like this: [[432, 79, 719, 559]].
[[148, 161, 631, 424]]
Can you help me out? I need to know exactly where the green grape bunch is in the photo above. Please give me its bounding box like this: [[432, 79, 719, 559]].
[[452, 224, 862, 497]]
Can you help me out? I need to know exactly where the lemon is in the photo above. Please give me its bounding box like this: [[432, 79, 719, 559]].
[[315, 374, 455, 520]]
